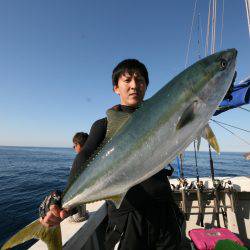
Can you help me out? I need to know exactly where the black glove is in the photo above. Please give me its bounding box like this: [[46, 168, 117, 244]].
[[39, 190, 62, 218]]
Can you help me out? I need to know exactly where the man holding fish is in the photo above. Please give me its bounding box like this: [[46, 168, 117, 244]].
[[39, 59, 183, 249], [3, 49, 237, 250]]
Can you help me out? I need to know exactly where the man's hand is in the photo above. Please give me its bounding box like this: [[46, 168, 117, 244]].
[[39, 190, 69, 227], [39, 204, 69, 227]]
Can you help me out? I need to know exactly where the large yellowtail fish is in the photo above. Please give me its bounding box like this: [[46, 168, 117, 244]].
[[1, 49, 237, 250]]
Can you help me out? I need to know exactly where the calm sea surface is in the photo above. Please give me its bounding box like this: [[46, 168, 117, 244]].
[[0, 146, 249, 249]]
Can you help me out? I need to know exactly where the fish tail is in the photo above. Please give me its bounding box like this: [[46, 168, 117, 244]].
[[1, 219, 62, 250]]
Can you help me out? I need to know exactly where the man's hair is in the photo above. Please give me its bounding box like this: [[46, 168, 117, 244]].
[[73, 132, 89, 147], [112, 59, 149, 87]]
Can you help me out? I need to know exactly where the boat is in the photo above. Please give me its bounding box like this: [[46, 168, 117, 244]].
[[29, 176, 250, 249], [27, 0, 250, 250], [26, 1, 250, 249]]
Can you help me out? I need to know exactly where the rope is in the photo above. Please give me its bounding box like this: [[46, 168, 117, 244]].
[[199, 13, 204, 57], [205, 0, 212, 56], [211, 0, 215, 54], [245, 0, 250, 38], [193, 141, 199, 182], [214, 0, 217, 53], [220, 0, 225, 48], [185, 0, 198, 68], [212, 119, 250, 146], [208, 144, 215, 181], [211, 0, 217, 54], [211, 119, 250, 133], [197, 13, 203, 59]]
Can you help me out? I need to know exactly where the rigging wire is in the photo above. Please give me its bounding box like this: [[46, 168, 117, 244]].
[[210, 119, 250, 133], [199, 14, 204, 57], [185, 0, 198, 68], [208, 143, 221, 228], [199, 13, 204, 57], [211, 120, 250, 146], [211, 0, 217, 54], [197, 13, 203, 59], [220, 0, 225, 48], [208, 144, 215, 181], [193, 141, 199, 182], [238, 106, 250, 112], [197, 13, 201, 59], [245, 0, 250, 38], [205, 0, 212, 56]]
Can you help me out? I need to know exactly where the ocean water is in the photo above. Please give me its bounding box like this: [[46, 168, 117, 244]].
[[0, 146, 249, 249]]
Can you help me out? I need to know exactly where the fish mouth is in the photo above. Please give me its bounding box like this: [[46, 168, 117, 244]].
[[229, 48, 237, 59], [226, 48, 237, 58], [197, 49, 237, 113]]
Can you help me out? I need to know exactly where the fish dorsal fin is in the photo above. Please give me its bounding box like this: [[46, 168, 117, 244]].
[[202, 124, 220, 154], [105, 110, 131, 141], [176, 100, 198, 130], [106, 192, 127, 209]]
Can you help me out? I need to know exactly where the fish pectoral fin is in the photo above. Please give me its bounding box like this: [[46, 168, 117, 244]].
[[107, 193, 127, 209], [1, 219, 62, 250], [202, 124, 220, 154], [176, 100, 198, 130]]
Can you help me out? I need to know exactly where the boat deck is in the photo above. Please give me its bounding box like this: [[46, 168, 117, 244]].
[[30, 176, 250, 249]]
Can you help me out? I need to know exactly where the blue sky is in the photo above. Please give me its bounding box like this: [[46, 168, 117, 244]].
[[0, 0, 249, 152]]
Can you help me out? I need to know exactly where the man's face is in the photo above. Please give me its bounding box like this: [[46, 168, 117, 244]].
[[114, 71, 147, 107]]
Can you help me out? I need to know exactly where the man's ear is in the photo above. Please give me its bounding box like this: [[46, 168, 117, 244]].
[[113, 85, 120, 95]]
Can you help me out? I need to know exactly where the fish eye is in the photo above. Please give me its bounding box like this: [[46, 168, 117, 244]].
[[220, 59, 227, 70]]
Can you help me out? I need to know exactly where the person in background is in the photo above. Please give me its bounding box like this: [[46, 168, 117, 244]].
[[69, 132, 89, 222], [73, 132, 89, 154]]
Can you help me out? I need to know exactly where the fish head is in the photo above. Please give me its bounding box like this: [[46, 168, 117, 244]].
[[190, 48, 237, 106], [167, 49, 237, 151]]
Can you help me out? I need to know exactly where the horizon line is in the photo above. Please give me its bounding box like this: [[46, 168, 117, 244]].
[[0, 145, 248, 154]]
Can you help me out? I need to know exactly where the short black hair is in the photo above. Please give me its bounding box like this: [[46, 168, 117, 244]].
[[73, 132, 89, 147], [112, 59, 149, 87]]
